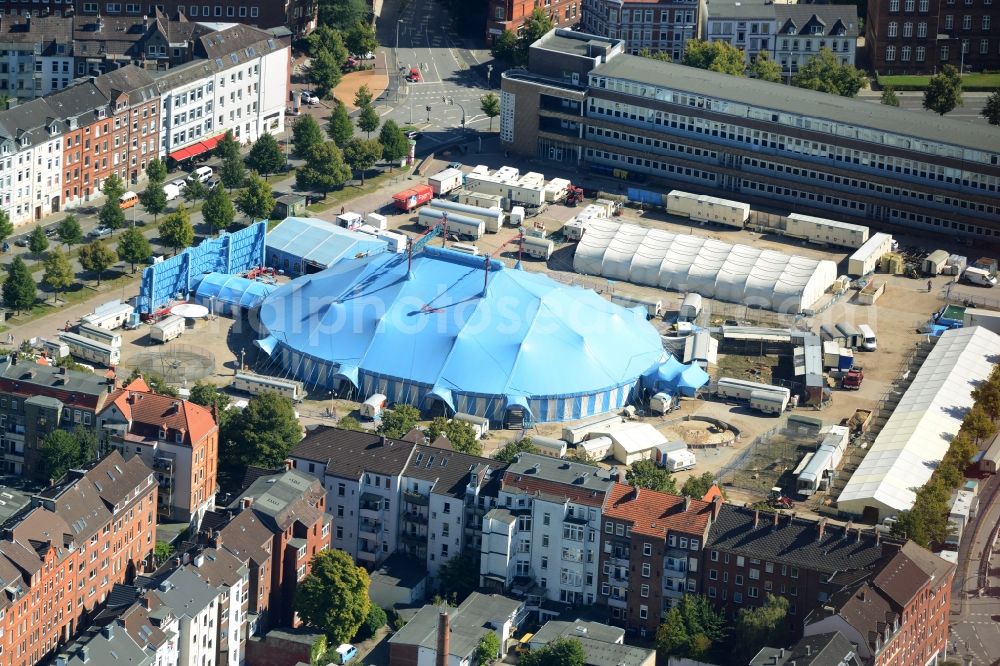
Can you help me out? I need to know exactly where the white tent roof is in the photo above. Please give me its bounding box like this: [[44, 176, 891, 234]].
[[838, 327, 1000, 519], [596, 421, 667, 454], [573, 220, 837, 312]]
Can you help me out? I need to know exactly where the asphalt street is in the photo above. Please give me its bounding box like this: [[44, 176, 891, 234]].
[[858, 90, 991, 125]]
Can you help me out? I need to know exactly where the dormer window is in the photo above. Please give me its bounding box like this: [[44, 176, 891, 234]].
[[159, 427, 168, 439]]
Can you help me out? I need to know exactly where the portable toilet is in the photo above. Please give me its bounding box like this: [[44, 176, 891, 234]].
[[360, 394, 387, 419]]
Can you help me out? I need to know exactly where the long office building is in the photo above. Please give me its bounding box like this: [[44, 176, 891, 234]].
[[500, 29, 1000, 240]]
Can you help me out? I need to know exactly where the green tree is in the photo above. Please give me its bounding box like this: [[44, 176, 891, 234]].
[[127, 370, 179, 397], [353, 83, 373, 109], [308, 25, 350, 64], [236, 172, 276, 221], [140, 179, 168, 222], [153, 542, 173, 564], [357, 605, 387, 641], [337, 415, 362, 431], [971, 368, 1000, 420], [880, 85, 900, 106], [42, 247, 74, 302], [681, 40, 746, 76], [296, 141, 352, 197], [116, 226, 152, 273], [189, 380, 231, 415], [219, 154, 247, 192], [437, 555, 479, 603], [378, 119, 409, 170], [309, 636, 328, 666], [923, 64, 963, 115], [328, 102, 355, 147], [747, 52, 781, 82], [145, 157, 167, 184], [39, 427, 97, 481], [656, 606, 690, 656], [892, 479, 950, 547], [494, 437, 539, 463], [221, 391, 302, 471], [474, 632, 501, 666], [520, 638, 585, 666], [100, 174, 127, 231], [681, 472, 718, 499], [292, 115, 326, 159], [345, 21, 378, 58], [203, 186, 236, 236], [638, 47, 673, 62], [102, 173, 126, 201], [626, 459, 678, 493], [491, 29, 520, 64], [566, 448, 599, 466], [343, 137, 382, 185], [2, 257, 34, 314], [78, 240, 118, 285], [0, 210, 14, 244], [308, 47, 343, 98], [214, 129, 241, 161], [246, 133, 285, 179], [28, 225, 49, 255], [981, 89, 1000, 125], [158, 206, 195, 255], [517, 9, 555, 64], [480, 92, 500, 130], [356, 104, 380, 137], [376, 404, 420, 438], [56, 215, 83, 249], [182, 177, 209, 203], [963, 404, 996, 444], [427, 416, 480, 455], [733, 594, 789, 661], [792, 48, 867, 97], [318, 0, 369, 31], [295, 549, 371, 644]]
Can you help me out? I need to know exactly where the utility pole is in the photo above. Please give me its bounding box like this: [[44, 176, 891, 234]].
[[486, 64, 493, 89], [395, 19, 404, 102]]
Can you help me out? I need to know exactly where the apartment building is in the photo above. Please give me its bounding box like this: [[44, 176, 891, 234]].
[[154, 566, 222, 666], [0, 450, 155, 665], [581, 0, 700, 60], [210, 468, 329, 635], [702, 506, 894, 630], [0, 360, 119, 479], [868, 0, 998, 74], [0, 16, 75, 98], [480, 454, 616, 609], [752, 632, 865, 666], [704, 0, 776, 63], [98, 376, 219, 527], [154, 24, 289, 164], [487, 0, 581, 44], [802, 541, 954, 666], [500, 28, 1000, 240], [598, 484, 718, 636], [0, 99, 64, 233]]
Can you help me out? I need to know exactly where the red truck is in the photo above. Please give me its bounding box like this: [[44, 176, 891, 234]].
[[842, 368, 864, 390], [392, 184, 433, 212]]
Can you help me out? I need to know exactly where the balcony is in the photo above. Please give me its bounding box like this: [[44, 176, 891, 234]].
[[403, 511, 427, 525], [357, 547, 378, 563], [403, 490, 429, 506], [607, 595, 628, 609], [359, 493, 382, 519], [401, 531, 425, 546], [359, 521, 380, 541]]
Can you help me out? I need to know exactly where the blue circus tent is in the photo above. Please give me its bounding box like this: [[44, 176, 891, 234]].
[[641, 356, 710, 396], [677, 364, 710, 396]]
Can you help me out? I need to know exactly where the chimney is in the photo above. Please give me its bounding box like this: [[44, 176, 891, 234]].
[[876, 529, 881, 545], [80, 645, 89, 663], [805, 645, 812, 656], [437, 612, 450, 666], [102, 623, 114, 639], [242, 497, 253, 509], [817, 517, 827, 541], [753, 509, 760, 528], [711, 495, 722, 520], [856, 527, 862, 543], [212, 530, 222, 547], [683, 495, 691, 511]]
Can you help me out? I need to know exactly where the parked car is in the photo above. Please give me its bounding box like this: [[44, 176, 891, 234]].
[[406, 67, 421, 82], [13, 237, 28, 247], [357, 51, 375, 59], [170, 178, 187, 191], [406, 131, 421, 140], [89, 226, 113, 239], [44, 226, 58, 238], [300, 90, 321, 105], [188, 166, 213, 183], [447, 161, 462, 170]]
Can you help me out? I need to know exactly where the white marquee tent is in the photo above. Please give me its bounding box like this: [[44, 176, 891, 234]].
[[573, 219, 838, 312], [838, 326, 1000, 521]]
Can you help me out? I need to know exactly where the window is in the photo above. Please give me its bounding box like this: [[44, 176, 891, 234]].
[[337, 483, 345, 497], [690, 539, 699, 550], [736, 556, 744, 567], [643, 543, 652, 556], [640, 584, 649, 598], [733, 591, 743, 603], [963, 14, 972, 29], [543, 513, 550, 526], [888, 21, 898, 36], [710, 550, 719, 562], [790, 567, 799, 578], [639, 605, 648, 619], [749, 569, 760, 580], [980, 39, 989, 53], [917, 21, 927, 36], [945, 14, 954, 29], [541, 556, 548, 570], [916, 46, 926, 60], [641, 563, 651, 577], [904, 0, 915, 10], [748, 587, 759, 598], [250, 6, 258, 17], [605, 521, 613, 533], [735, 575, 743, 586], [886, 45, 897, 61], [919, 0, 929, 9], [889, 0, 899, 9], [902, 45, 912, 60], [765, 562, 774, 573], [903, 22, 913, 36], [983, 15, 991, 29], [615, 524, 624, 536], [709, 570, 718, 580]]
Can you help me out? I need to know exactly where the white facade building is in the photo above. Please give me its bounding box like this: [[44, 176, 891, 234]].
[[705, 0, 776, 63], [0, 98, 63, 227], [155, 566, 222, 666]]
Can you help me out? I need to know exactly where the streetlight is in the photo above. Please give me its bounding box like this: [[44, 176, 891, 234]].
[[486, 64, 493, 89], [395, 19, 404, 102], [444, 97, 467, 129]]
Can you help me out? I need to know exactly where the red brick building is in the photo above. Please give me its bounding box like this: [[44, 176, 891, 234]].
[[598, 484, 717, 636], [0, 450, 155, 666], [487, 0, 581, 44], [802, 541, 954, 665]]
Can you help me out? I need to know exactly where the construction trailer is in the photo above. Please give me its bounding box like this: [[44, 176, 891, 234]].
[[836, 323, 863, 349], [785, 214, 870, 249], [426, 199, 504, 233], [464, 166, 546, 207], [521, 236, 554, 260], [455, 190, 504, 212], [59, 332, 121, 367], [428, 167, 464, 196], [796, 425, 849, 495], [81, 300, 135, 330], [819, 324, 845, 345], [149, 315, 185, 344], [377, 230, 408, 254], [666, 190, 750, 228], [78, 322, 123, 349], [981, 432, 1000, 474], [716, 377, 791, 413], [543, 178, 571, 203], [232, 372, 305, 402], [922, 250, 950, 275], [360, 393, 387, 419], [576, 435, 613, 461], [532, 436, 568, 458], [416, 208, 485, 240], [561, 413, 624, 445], [679, 293, 703, 321], [562, 204, 611, 241], [454, 412, 490, 439], [847, 233, 894, 276], [963, 308, 1000, 335]]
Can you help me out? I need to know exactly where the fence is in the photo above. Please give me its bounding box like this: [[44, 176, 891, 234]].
[[716, 420, 824, 494]]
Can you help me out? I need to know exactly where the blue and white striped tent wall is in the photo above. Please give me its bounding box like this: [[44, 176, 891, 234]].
[[273, 341, 639, 425]]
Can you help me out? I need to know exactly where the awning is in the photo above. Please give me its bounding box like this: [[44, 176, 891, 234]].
[[167, 132, 228, 162]]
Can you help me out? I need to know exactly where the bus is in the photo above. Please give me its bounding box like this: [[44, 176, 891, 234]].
[[231, 372, 305, 402], [59, 331, 120, 367]]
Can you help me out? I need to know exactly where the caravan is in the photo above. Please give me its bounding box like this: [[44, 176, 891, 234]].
[[232, 372, 305, 402]]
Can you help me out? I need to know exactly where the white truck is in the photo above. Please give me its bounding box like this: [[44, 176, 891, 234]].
[[365, 212, 388, 232], [150, 314, 185, 344], [377, 230, 408, 253], [964, 266, 998, 287], [360, 393, 387, 419], [610, 293, 662, 318], [164, 182, 182, 202]]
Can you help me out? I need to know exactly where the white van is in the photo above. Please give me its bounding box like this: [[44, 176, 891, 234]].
[[857, 324, 877, 351], [450, 243, 480, 256], [188, 166, 213, 183], [964, 266, 998, 287], [164, 182, 182, 202]]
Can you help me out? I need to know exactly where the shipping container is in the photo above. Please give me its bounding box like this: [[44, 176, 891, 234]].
[[336, 212, 363, 230], [508, 206, 525, 228], [847, 233, 894, 276], [365, 212, 388, 231], [59, 331, 121, 367], [819, 324, 845, 345], [392, 184, 434, 212], [78, 322, 123, 349], [786, 213, 869, 249], [796, 426, 849, 495], [232, 372, 305, 402], [521, 236, 554, 260], [836, 323, 862, 348], [426, 199, 504, 233], [666, 190, 750, 228], [149, 314, 185, 344], [81, 300, 135, 330], [610, 293, 662, 318], [428, 168, 464, 196], [456, 190, 504, 212], [822, 340, 840, 369], [417, 208, 485, 240]]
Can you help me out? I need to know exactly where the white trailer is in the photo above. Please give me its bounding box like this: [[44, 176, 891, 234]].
[[360, 393, 387, 419], [78, 322, 123, 348], [41, 338, 70, 359], [232, 372, 305, 402], [649, 392, 674, 415], [377, 230, 408, 253], [522, 236, 554, 260], [543, 178, 571, 203], [796, 425, 849, 495], [576, 435, 612, 461], [456, 190, 504, 211], [454, 412, 489, 438], [59, 331, 121, 367], [465, 168, 546, 207], [427, 199, 504, 233], [81, 300, 135, 330], [963, 307, 1000, 335], [847, 233, 893, 276], [561, 413, 623, 445], [531, 436, 568, 458], [786, 213, 869, 249], [749, 389, 789, 415], [662, 449, 696, 472], [428, 168, 464, 196], [150, 315, 185, 344], [716, 377, 790, 403], [417, 208, 485, 240], [610, 293, 662, 318], [365, 212, 388, 231], [562, 204, 610, 241], [679, 293, 703, 321], [836, 323, 862, 349], [666, 190, 750, 228], [336, 212, 363, 231]]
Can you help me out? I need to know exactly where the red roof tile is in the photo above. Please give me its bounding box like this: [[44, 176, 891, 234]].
[[105, 381, 216, 446], [603, 483, 712, 538], [502, 474, 612, 507]]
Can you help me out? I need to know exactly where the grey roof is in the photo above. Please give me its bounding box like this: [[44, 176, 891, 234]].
[[154, 566, 220, 618], [705, 0, 777, 21], [576, 637, 654, 666], [24, 395, 64, 409], [93, 65, 160, 104], [58, 624, 152, 665], [532, 30, 614, 58], [290, 426, 417, 479], [751, 632, 861, 666], [706, 505, 890, 573], [369, 552, 428, 589], [505, 453, 616, 493], [532, 620, 625, 646], [589, 50, 1000, 154], [404, 445, 503, 500], [775, 5, 858, 37], [389, 593, 524, 659], [228, 468, 324, 533], [0, 487, 31, 524]]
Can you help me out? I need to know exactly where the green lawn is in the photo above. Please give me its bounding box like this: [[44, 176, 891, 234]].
[[880, 72, 1000, 90]]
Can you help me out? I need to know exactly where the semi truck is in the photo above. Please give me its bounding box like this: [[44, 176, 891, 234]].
[[392, 185, 434, 212]]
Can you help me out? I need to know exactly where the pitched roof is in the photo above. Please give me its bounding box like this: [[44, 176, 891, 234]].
[[0, 361, 116, 411], [105, 380, 218, 446], [389, 592, 523, 658], [752, 631, 862, 666], [872, 540, 955, 606], [218, 507, 274, 565], [603, 483, 713, 538], [829, 582, 897, 652], [154, 566, 220, 618], [706, 505, 891, 573], [228, 469, 324, 533], [191, 547, 248, 588], [502, 453, 616, 507], [290, 426, 416, 479], [403, 445, 503, 499], [775, 5, 859, 37]]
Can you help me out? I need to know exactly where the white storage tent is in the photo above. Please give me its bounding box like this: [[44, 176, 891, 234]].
[[573, 220, 837, 312], [838, 326, 1000, 521]]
